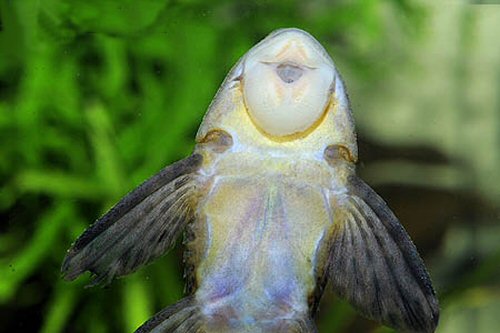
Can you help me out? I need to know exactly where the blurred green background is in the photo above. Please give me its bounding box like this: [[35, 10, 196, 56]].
[[1, 0, 499, 332]]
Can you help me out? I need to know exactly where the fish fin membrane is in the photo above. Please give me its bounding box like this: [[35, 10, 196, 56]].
[[286, 317, 318, 333], [61, 154, 203, 286], [327, 176, 439, 333], [135, 296, 204, 333]]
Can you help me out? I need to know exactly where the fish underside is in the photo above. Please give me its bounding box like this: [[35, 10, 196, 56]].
[[61, 28, 439, 333], [190, 167, 330, 333]]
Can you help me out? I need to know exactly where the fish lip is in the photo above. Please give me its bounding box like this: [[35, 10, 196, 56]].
[[263, 28, 322, 45], [239, 28, 335, 92], [227, 28, 333, 86], [244, 27, 334, 67]]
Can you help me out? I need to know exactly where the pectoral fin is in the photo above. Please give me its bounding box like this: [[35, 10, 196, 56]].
[[61, 154, 203, 286], [327, 176, 439, 333]]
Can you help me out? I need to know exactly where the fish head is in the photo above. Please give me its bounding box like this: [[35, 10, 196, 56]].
[[197, 28, 357, 162]]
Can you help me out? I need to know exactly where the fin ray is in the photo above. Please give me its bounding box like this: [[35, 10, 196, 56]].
[[327, 176, 439, 333], [61, 154, 203, 285], [134, 296, 202, 333]]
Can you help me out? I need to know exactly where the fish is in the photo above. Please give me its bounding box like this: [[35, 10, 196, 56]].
[[61, 28, 439, 333]]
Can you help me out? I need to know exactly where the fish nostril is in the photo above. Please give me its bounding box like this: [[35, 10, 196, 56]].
[[276, 63, 303, 84]]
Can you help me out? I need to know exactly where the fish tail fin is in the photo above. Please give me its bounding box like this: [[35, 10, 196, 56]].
[[134, 296, 203, 333]]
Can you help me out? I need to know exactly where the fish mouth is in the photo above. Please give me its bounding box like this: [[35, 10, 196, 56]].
[[257, 61, 305, 84], [241, 29, 335, 139]]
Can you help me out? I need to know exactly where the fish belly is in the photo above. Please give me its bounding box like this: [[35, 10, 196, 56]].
[[195, 174, 331, 332]]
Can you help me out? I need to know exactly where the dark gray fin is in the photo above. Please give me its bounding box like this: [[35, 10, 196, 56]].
[[135, 296, 204, 333], [327, 176, 439, 333], [287, 317, 318, 333], [61, 154, 203, 286]]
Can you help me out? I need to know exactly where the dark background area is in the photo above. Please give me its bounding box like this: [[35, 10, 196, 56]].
[[1, 1, 499, 332]]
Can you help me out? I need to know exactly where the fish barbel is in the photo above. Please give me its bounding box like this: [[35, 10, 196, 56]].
[[62, 28, 439, 333]]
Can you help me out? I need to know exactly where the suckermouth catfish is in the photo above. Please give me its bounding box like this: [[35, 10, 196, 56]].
[[62, 28, 439, 333]]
